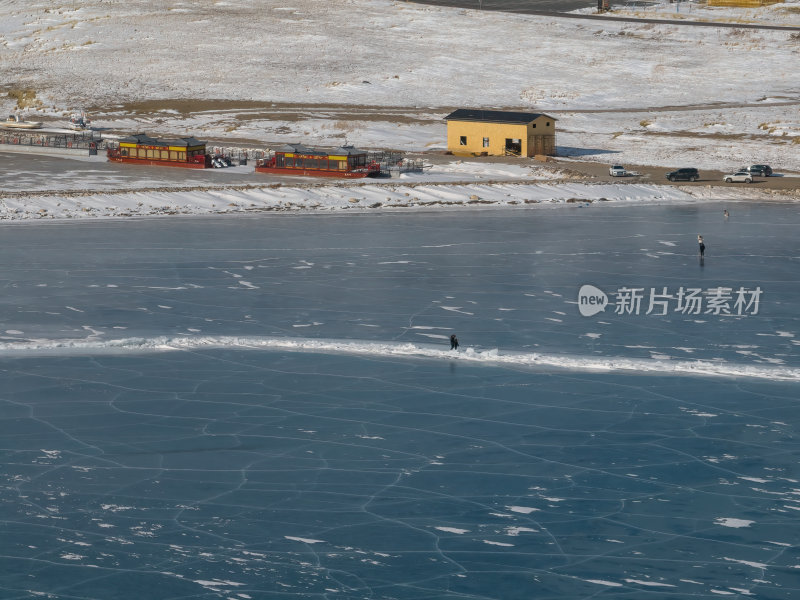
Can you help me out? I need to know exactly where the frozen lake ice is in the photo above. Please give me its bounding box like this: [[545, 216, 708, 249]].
[[1, 203, 799, 599]]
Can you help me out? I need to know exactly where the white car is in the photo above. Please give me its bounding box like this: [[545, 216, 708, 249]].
[[609, 165, 627, 177], [724, 171, 753, 183]]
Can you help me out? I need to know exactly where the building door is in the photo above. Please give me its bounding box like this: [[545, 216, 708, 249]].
[[504, 138, 521, 156], [531, 136, 543, 156], [529, 135, 555, 156]]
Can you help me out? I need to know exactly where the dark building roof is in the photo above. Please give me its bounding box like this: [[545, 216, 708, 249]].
[[118, 133, 206, 147], [171, 136, 206, 147], [276, 143, 367, 156], [118, 133, 157, 145], [444, 109, 556, 124], [331, 145, 367, 156], [276, 143, 325, 155]]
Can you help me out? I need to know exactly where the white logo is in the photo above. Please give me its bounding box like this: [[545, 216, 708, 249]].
[[578, 284, 608, 317], [577, 284, 762, 317]]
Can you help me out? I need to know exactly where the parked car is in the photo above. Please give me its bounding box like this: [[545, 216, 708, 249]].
[[609, 165, 627, 177], [724, 170, 753, 183], [666, 168, 699, 182], [746, 164, 772, 177]]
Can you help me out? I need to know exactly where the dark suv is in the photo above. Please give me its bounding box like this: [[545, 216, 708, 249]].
[[666, 168, 699, 182], [747, 164, 772, 177]]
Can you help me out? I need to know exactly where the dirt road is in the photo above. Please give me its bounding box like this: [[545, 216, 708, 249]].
[[407, 0, 800, 31], [410, 151, 800, 192]]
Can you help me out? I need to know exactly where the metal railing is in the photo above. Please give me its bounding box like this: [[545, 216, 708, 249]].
[[208, 146, 270, 165], [0, 131, 103, 150], [369, 151, 426, 175], [1, 134, 428, 176]]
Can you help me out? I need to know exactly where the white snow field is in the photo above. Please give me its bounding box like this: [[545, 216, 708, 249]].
[[1, 0, 798, 109], [0, 0, 798, 175]]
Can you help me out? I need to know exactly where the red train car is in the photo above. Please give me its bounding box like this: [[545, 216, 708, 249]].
[[255, 144, 381, 178], [107, 134, 211, 168]]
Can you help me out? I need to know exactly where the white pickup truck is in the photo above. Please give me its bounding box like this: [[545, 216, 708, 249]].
[[609, 165, 628, 177]]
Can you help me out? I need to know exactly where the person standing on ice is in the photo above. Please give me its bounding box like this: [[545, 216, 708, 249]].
[[698, 235, 705, 258], [450, 334, 459, 350]]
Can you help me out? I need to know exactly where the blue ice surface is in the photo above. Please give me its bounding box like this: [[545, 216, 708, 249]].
[[1, 202, 798, 367], [0, 202, 799, 599]]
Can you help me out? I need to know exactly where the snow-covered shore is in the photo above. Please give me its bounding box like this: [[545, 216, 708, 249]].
[[1, 170, 796, 222], [0, 150, 796, 223]]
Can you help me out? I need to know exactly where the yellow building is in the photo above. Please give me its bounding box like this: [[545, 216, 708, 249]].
[[444, 109, 557, 157]]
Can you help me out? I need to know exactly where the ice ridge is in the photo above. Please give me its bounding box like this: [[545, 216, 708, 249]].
[[1, 335, 798, 382]]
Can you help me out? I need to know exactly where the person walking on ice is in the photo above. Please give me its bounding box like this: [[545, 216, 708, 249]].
[[450, 334, 459, 350], [698, 235, 705, 258]]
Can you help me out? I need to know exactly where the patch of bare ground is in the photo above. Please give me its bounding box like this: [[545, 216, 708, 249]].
[[635, 130, 795, 143], [548, 99, 800, 114], [89, 99, 442, 125], [89, 96, 800, 127]]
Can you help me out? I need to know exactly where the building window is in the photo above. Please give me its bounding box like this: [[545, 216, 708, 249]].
[[532, 124, 536, 128], [546, 122, 550, 126], [482, 137, 489, 148], [459, 136, 467, 146]]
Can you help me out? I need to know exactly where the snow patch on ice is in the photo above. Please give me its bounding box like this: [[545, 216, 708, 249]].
[[483, 540, 514, 547], [285, 536, 325, 544], [715, 518, 754, 528], [434, 527, 469, 534], [507, 505, 540, 514], [586, 579, 623, 587]]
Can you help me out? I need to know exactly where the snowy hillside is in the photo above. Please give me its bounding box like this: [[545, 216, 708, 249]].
[[1, 0, 798, 110]]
